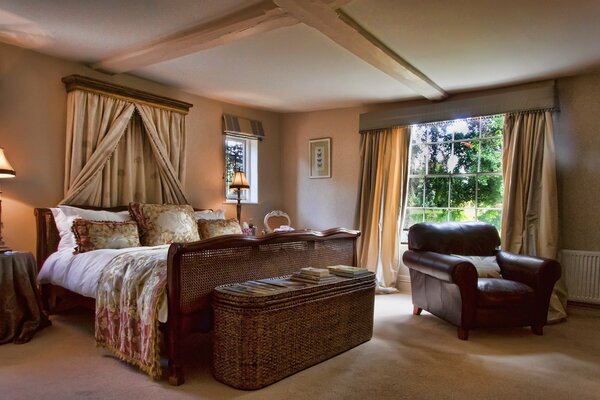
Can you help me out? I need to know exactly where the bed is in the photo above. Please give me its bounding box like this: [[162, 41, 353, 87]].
[[35, 205, 360, 385]]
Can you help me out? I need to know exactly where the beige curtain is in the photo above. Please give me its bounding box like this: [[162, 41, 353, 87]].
[[136, 104, 187, 204], [62, 91, 188, 206], [356, 126, 410, 290], [502, 110, 567, 322]]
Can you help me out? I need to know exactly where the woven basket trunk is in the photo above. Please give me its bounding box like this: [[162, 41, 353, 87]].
[[213, 274, 376, 389]]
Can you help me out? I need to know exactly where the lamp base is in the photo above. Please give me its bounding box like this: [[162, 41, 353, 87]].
[[0, 245, 11, 253]]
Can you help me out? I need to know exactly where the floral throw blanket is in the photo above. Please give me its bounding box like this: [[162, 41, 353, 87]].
[[95, 247, 168, 379]]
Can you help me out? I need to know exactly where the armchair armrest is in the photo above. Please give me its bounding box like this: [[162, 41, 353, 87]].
[[402, 251, 478, 284], [496, 251, 561, 291]]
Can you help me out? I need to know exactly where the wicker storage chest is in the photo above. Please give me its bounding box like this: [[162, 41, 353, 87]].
[[212, 274, 376, 389]]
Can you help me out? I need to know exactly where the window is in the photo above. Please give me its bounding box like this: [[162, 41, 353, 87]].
[[225, 135, 258, 203], [402, 115, 504, 242]]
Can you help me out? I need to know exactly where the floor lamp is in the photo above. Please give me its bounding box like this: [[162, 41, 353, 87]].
[[229, 170, 249, 223], [0, 148, 16, 252]]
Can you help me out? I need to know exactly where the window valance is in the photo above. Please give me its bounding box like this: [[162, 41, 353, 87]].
[[359, 80, 557, 131], [62, 74, 193, 114], [223, 114, 264, 140]]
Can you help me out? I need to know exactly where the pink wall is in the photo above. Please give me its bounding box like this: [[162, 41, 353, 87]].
[[281, 108, 363, 231]]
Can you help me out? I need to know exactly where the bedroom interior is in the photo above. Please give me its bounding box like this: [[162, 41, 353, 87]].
[[1, 0, 600, 399]]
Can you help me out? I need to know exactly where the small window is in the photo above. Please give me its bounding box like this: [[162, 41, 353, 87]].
[[402, 115, 504, 242], [225, 135, 258, 203]]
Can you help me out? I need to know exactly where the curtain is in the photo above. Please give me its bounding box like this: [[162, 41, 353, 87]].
[[502, 110, 567, 322], [136, 104, 187, 204], [62, 91, 188, 206], [356, 126, 410, 290]]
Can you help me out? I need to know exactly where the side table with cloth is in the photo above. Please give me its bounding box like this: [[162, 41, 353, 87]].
[[0, 252, 50, 344]]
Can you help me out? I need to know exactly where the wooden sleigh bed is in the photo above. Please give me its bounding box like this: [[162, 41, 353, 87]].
[[34, 206, 360, 385]]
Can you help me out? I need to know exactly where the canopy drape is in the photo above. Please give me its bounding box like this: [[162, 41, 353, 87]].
[[356, 126, 410, 290], [501, 110, 567, 322], [61, 90, 188, 206]]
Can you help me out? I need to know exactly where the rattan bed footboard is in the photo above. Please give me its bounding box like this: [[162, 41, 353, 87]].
[[34, 207, 360, 386]]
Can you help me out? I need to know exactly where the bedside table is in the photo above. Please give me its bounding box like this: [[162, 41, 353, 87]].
[[0, 251, 50, 344]]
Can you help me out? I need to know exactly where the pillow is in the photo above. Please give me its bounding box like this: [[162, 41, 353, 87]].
[[129, 203, 200, 246], [195, 209, 225, 220], [71, 220, 140, 254], [51, 206, 132, 252], [197, 218, 242, 239], [452, 255, 502, 278]]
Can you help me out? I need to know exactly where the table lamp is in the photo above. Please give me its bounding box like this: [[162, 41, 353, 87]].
[[0, 148, 16, 252], [229, 170, 249, 223]]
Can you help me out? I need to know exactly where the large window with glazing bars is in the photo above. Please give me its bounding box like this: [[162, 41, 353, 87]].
[[401, 115, 504, 242]]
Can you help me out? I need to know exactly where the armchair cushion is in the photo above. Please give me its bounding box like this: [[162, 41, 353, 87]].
[[477, 279, 534, 308]]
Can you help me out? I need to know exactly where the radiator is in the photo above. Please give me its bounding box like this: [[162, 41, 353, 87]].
[[561, 250, 600, 304]]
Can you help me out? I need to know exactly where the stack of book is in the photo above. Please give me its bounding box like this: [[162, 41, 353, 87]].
[[290, 267, 337, 284], [327, 265, 370, 278]]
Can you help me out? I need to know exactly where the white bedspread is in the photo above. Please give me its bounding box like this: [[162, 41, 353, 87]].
[[38, 245, 170, 322]]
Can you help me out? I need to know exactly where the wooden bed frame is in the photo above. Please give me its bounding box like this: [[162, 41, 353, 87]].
[[34, 206, 360, 385]]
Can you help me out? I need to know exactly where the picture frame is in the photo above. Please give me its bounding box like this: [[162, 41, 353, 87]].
[[309, 137, 331, 179]]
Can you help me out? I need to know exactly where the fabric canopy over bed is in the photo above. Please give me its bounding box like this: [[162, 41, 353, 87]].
[[61, 75, 193, 207]]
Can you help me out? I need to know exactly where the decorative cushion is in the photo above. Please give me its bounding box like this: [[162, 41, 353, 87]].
[[51, 206, 132, 252], [197, 218, 242, 239], [72, 220, 140, 254], [195, 209, 226, 220], [452, 255, 502, 278], [129, 203, 200, 246]]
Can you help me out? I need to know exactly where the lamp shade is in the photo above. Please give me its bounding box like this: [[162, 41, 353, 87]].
[[230, 170, 249, 189], [0, 148, 15, 178]]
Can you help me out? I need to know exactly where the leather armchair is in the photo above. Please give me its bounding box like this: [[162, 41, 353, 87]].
[[402, 222, 561, 340]]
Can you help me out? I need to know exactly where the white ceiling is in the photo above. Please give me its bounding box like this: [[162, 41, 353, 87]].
[[1, 0, 600, 112]]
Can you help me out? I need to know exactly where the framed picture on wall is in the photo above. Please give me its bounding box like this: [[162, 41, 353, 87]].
[[309, 137, 331, 179]]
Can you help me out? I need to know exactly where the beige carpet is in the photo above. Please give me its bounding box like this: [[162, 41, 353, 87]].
[[1, 293, 599, 400]]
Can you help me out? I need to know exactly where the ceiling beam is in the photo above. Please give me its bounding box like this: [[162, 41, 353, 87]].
[[92, 0, 350, 74], [273, 0, 447, 100]]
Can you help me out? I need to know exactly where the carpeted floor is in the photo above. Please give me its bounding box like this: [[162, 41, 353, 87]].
[[1, 293, 599, 400]]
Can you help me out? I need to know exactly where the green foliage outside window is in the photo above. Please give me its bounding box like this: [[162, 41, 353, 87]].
[[403, 115, 504, 240], [225, 137, 246, 200]]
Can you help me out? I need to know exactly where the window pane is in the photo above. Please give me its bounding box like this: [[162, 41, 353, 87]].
[[407, 178, 425, 207], [225, 137, 247, 200], [404, 208, 424, 228], [425, 177, 449, 207], [428, 143, 452, 174], [427, 124, 451, 143], [453, 139, 479, 173], [450, 208, 476, 222], [480, 138, 502, 172], [411, 126, 427, 144], [481, 115, 504, 138], [477, 209, 502, 231], [424, 208, 448, 223], [449, 119, 479, 141], [410, 144, 427, 175], [477, 175, 503, 207], [450, 176, 476, 208]]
